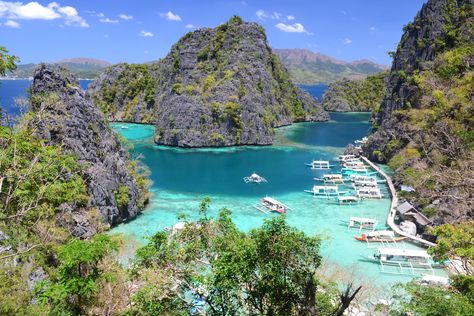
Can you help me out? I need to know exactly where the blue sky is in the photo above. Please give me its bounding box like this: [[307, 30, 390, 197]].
[[0, 0, 426, 65]]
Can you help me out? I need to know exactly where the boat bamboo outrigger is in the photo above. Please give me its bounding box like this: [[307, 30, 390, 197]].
[[348, 217, 377, 231], [354, 230, 407, 243], [343, 168, 378, 176], [343, 160, 365, 168], [253, 197, 290, 214], [335, 195, 359, 205], [305, 185, 347, 197], [305, 160, 334, 170], [243, 173, 268, 184], [365, 248, 441, 275], [356, 187, 383, 199], [314, 174, 344, 184]]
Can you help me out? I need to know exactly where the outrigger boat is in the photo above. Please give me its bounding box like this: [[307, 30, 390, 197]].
[[338, 154, 357, 162], [253, 197, 290, 214], [343, 160, 365, 168], [343, 168, 377, 176], [119, 125, 129, 129], [353, 178, 378, 188], [348, 217, 377, 231], [349, 175, 386, 184], [314, 174, 344, 184], [365, 248, 442, 274], [356, 187, 383, 199], [243, 173, 268, 184], [354, 230, 407, 242], [355, 137, 368, 145], [305, 185, 347, 197], [305, 160, 334, 170], [335, 195, 359, 205]]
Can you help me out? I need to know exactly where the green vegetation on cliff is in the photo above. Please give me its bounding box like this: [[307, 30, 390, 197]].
[[365, 0, 473, 224], [90, 16, 328, 147], [321, 71, 388, 112]]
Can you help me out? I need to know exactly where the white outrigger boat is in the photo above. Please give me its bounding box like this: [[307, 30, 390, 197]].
[[356, 187, 383, 199], [348, 217, 377, 231], [354, 230, 407, 243], [343, 160, 365, 168], [119, 125, 129, 129], [365, 248, 441, 275], [305, 160, 334, 170], [343, 168, 377, 176], [305, 185, 347, 197], [352, 178, 378, 188], [338, 154, 357, 162], [335, 195, 359, 205], [253, 197, 290, 214], [349, 175, 386, 184], [314, 174, 344, 184], [243, 173, 268, 184], [354, 137, 368, 145]]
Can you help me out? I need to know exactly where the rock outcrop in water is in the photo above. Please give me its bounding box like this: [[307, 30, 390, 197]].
[[363, 0, 473, 226], [28, 64, 148, 236], [89, 16, 329, 147], [321, 72, 388, 112]]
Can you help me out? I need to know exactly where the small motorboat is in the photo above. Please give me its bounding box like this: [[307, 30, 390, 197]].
[[243, 172, 268, 184]]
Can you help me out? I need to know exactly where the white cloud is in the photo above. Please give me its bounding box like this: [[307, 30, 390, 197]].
[[256, 9, 266, 20], [275, 22, 311, 34], [287, 15, 295, 21], [343, 38, 352, 44], [97, 12, 104, 18], [99, 17, 118, 24], [369, 26, 376, 31], [185, 23, 194, 28], [0, 1, 88, 27], [4, 19, 19, 27], [119, 14, 133, 20], [139, 30, 153, 37], [160, 11, 181, 21], [103, 34, 109, 38]]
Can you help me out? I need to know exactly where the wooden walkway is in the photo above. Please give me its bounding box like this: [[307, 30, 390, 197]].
[[360, 156, 436, 247]]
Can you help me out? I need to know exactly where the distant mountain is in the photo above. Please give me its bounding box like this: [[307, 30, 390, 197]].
[[274, 49, 389, 84], [6, 58, 110, 79]]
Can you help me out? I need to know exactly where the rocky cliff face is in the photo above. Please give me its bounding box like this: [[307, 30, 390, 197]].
[[90, 16, 328, 147], [321, 72, 387, 112], [28, 64, 148, 236], [363, 0, 473, 225]]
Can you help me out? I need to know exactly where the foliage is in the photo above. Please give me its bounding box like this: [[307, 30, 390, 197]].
[[38, 235, 120, 315], [428, 221, 474, 275], [391, 282, 474, 316], [321, 71, 388, 112], [0, 46, 19, 76], [131, 198, 361, 315], [114, 184, 131, 209]]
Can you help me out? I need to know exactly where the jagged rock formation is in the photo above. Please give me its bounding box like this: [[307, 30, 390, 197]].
[[90, 16, 329, 147], [274, 48, 388, 84], [321, 72, 388, 112], [28, 64, 148, 235], [363, 0, 473, 226]]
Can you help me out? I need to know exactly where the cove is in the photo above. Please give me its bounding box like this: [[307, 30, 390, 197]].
[[110, 113, 446, 289]]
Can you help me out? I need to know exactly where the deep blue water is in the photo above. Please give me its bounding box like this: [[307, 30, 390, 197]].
[[299, 84, 328, 101], [0, 79, 91, 116]]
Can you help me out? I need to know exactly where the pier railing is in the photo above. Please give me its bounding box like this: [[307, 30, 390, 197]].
[[360, 156, 436, 247]]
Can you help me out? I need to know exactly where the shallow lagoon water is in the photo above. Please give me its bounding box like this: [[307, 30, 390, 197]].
[[110, 114, 446, 289]]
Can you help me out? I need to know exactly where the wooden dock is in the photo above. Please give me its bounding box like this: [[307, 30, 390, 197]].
[[360, 156, 436, 247]]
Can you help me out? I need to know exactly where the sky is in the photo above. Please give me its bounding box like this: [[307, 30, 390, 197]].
[[0, 0, 427, 65]]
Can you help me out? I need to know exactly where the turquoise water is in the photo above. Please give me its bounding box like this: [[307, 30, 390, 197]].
[[110, 114, 447, 291]]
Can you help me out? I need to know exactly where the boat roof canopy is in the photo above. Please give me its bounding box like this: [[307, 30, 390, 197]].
[[377, 248, 431, 257], [350, 217, 376, 223], [262, 197, 281, 205]]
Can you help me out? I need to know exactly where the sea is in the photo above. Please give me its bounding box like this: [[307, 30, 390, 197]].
[[0, 80, 446, 295]]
